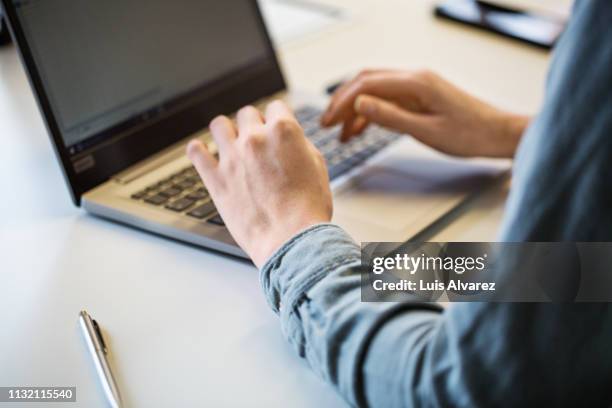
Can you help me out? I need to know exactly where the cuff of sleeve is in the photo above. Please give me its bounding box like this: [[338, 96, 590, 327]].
[[259, 223, 360, 314]]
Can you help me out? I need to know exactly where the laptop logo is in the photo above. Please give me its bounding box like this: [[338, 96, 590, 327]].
[[72, 155, 96, 174]]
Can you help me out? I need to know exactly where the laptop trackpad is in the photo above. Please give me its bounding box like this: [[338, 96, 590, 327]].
[[333, 144, 509, 235]]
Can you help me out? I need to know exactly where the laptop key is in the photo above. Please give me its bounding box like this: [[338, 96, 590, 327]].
[[186, 200, 216, 219], [186, 189, 209, 201], [131, 190, 148, 200], [138, 109, 401, 207], [328, 162, 352, 180], [296, 106, 320, 122], [185, 176, 202, 184], [182, 167, 198, 177], [176, 178, 196, 189], [165, 197, 195, 212], [160, 186, 182, 197], [207, 214, 225, 226], [145, 194, 169, 205]]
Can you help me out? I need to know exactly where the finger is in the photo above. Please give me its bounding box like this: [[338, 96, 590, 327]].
[[339, 115, 369, 143], [326, 73, 410, 125], [186, 139, 218, 187], [347, 116, 370, 142], [265, 99, 298, 124], [352, 116, 370, 134], [323, 72, 425, 127], [208, 115, 237, 155], [322, 69, 396, 125], [339, 119, 354, 143], [354, 94, 429, 137], [236, 105, 265, 135]]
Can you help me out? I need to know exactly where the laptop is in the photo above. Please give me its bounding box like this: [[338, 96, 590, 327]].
[[2, 0, 509, 258]]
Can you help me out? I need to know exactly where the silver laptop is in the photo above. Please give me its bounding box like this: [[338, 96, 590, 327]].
[[3, 0, 508, 259]]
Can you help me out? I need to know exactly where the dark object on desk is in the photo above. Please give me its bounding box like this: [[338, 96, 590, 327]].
[[1, 16, 12, 45], [434, 0, 566, 50], [326, 79, 346, 95]]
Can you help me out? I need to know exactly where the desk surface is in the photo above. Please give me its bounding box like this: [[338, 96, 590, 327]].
[[0, 1, 551, 406]]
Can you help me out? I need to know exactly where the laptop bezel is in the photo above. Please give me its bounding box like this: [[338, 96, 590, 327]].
[[1, 0, 286, 205]]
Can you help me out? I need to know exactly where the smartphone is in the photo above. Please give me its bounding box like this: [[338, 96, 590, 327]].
[[434, 0, 566, 49]]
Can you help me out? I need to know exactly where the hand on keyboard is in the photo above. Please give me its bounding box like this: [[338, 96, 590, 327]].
[[321, 69, 530, 158], [187, 101, 333, 267], [296, 106, 399, 180], [131, 105, 400, 229]]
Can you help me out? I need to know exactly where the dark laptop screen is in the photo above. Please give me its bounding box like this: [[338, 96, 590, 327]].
[[13, 0, 273, 154], [4, 0, 284, 203]]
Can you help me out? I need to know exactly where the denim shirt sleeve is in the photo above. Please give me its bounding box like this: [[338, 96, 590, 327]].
[[259, 1, 612, 406], [260, 227, 612, 408], [259, 224, 443, 407]]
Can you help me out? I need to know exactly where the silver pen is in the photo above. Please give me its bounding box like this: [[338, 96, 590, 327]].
[[79, 310, 123, 408]]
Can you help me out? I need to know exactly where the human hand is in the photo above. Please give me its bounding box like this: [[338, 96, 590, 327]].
[[187, 101, 332, 268], [322, 69, 530, 158]]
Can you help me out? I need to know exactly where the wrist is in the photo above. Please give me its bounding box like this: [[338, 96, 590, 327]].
[[504, 113, 530, 140], [249, 216, 331, 268], [487, 111, 531, 158]]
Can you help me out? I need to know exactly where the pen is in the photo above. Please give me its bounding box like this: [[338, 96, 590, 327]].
[[79, 310, 123, 408]]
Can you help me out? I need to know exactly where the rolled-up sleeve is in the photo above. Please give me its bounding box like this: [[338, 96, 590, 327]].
[[260, 225, 612, 407], [260, 224, 442, 407]]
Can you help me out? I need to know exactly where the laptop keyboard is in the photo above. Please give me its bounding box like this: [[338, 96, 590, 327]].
[[130, 166, 225, 224], [296, 106, 400, 179], [130, 106, 401, 224]]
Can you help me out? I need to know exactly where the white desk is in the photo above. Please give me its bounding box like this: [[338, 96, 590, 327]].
[[0, 1, 551, 406]]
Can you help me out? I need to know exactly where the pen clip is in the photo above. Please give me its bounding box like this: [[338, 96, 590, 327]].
[[92, 319, 108, 354]]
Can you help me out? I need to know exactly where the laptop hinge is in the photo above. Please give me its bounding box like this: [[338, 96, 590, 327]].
[[112, 91, 286, 184], [113, 132, 208, 184]]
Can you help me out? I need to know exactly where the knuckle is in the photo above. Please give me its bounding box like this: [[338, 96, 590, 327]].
[[242, 133, 266, 150], [210, 177, 226, 194], [272, 118, 301, 137], [357, 69, 375, 79], [269, 99, 285, 109], [238, 105, 257, 116], [220, 157, 237, 175], [210, 115, 226, 128], [356, 75, 374, 91], [413, 68, 435, 82]]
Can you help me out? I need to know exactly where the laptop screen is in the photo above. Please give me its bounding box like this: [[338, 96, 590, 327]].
[[4, 0, 285, 202], [14, 0, 273, 153]]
